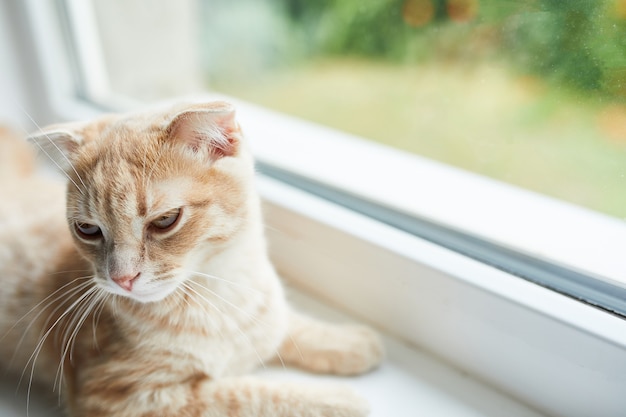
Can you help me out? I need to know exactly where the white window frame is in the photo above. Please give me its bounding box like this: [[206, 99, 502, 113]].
[[9, 1, 626, 416]]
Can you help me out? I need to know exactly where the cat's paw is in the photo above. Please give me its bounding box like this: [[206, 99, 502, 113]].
[[307, 325, 383, 375], [283, 322, 384, 375], [308, 385, 370, 417], [204, 378, 370, 417]]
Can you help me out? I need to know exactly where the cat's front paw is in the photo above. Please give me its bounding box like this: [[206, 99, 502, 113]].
[[309, 324, 384, 376], [280, 316, 384, 376], [306, 384, 370, 417], [203, 377, 370, 417]]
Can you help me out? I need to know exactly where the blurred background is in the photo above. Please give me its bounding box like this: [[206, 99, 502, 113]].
[[92, 0, 626, 218]]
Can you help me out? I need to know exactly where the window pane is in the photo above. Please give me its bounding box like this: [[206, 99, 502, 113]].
[[196, 0, 626, 219]]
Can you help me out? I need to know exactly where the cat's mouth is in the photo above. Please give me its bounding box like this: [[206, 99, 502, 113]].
[[97, 273, 181, 303]]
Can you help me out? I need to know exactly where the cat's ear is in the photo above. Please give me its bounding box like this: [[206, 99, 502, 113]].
[[167, 102, 240, 160], [27, 127, 83, 173]]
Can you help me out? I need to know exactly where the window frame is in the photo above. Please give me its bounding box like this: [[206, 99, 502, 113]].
[[233, 100, 626, 316], [9, 1, 626, 416]]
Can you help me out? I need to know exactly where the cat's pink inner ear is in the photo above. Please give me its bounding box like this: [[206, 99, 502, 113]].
[[169, 105, 239, 159]]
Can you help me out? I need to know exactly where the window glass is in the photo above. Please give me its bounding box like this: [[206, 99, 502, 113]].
[[92, 0, 626, 219]]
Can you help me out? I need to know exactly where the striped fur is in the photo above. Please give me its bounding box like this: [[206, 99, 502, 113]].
[[0, 102, 383, 417]]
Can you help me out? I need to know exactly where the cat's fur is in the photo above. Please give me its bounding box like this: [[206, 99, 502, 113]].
[[0, 102, 383, 417]]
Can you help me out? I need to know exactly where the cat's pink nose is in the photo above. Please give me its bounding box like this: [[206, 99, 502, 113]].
[[112, 272, 140, 292]]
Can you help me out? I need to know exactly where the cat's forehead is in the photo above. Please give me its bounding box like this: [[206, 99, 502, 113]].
[[83, 156, 191, 219], [147, 178, 194, 213]]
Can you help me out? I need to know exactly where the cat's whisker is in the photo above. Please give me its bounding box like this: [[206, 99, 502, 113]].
[[183, 284, 262, 366], [25, 133, 86, 197], [54, 287, 99, 394], [187, 278, 303, 366], [55, 293, 97, 404], [182, 269, 263, 295], [1, 276, 92, 343], [187, 279, 271, 329], [183, 276, 292, 368], [175, 286, 199, 313], [186, 280, 291, 369], [46, 281, 95, 346], [18, 105, 88, 195], [19, 284, 95, 383], [66, 288, 101, 361], [178, 282, 265, 367], [92, 292, 110, 352], [174, 287, 192, 310], [22, 285, 97, 415], [183, 282, 267, 369], [55, 287, 102, 399], [178, 284, 227, 342], [111, 295, 119, 319], [54, 296, 91, 396], [46, 269, 92, 276], [9, 280, 94, 370]]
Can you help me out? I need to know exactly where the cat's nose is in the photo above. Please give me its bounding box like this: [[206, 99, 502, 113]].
[[111, 272, 140, 291]]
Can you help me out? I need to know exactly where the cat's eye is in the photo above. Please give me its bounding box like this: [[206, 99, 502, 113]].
[[150, 208, 181, 231], [75, 222, 102, 239]]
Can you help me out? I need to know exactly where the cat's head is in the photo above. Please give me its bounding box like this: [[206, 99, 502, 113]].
[[29, 101, 256, 303]]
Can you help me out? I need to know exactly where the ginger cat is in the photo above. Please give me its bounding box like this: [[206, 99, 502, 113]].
[[0, 102, 383, 417]]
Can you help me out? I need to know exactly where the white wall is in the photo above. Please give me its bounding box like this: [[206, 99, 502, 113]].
[[92, 0, 203, 101], [0, 2, 30, 129]]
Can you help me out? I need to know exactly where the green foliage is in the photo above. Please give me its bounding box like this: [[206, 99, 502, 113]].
[[275, 0, 626, 100], [501, 0, 624, 95], [278, 0, 412, 60]]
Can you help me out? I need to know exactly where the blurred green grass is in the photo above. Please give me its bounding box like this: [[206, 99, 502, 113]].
[[214, 58, 626, 219]]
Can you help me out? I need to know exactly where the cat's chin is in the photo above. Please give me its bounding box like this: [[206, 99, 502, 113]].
[[127, 288, 176, 303], [100, 279, 180, 304]]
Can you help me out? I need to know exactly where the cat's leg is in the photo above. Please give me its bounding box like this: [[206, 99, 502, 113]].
[[275, 310, 384, 376], [70, 366, 369, 417], [201, 377, 370, 417]]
